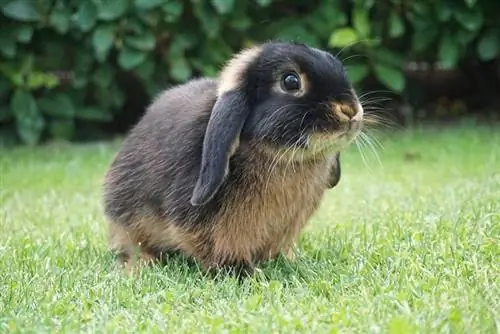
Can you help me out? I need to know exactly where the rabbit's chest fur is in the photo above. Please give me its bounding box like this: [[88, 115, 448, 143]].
[[207, 153, 331, 265]]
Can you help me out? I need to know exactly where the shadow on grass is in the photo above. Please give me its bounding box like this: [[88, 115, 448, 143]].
[[86, 239, 352, 289]]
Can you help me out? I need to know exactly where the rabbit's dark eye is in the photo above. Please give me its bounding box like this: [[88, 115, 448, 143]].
[[281, 72, 301, 92]]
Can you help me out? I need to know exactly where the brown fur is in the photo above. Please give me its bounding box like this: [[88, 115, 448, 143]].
[[108, 146, 330, 272], [207, 149, 329, 267]]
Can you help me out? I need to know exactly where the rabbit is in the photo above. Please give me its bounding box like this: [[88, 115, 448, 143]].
[[103, 41, 364, 275]]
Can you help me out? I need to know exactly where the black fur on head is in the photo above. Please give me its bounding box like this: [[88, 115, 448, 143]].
[[191, 41, 364, 206]]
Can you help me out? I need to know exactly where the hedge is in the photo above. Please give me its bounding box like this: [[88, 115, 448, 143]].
[[0, 0, 499, 145]]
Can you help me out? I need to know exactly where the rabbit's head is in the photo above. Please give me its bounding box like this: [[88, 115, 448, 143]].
[[191, 41, 364, 206]]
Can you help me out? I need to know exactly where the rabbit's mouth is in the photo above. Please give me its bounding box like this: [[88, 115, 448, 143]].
[[306, 123, 362, 155], [303, 100, 364, 154], [292, 102, 363, 157]]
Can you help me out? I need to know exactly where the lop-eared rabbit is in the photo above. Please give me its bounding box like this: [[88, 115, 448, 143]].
[[103, 41, 364, 275]]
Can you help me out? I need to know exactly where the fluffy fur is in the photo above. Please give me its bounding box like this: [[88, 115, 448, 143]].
[[103, 41, 364, 275]]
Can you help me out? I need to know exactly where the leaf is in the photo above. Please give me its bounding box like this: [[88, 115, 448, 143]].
[[477, 30, 500, 61], [11, 89, 45, 145], [144, 81, 162, 97], [72, 73, 88, 89], [373, 64, 405, 92], [412, 28, 438, 52], [204, 38, 233, 64], [190, 58, 209, 75], [170, 58, 192, 82], [38, 94, 75, 118], [373, 48, 405, 68], [412, 2, 432, 16], [136, 9, 162, 26], [19, 53, 33, 74], [455, 29, 475, 47], [438, 33, 461, 69], [0, 61, 22, 85], [15, 25, 33, 43], [0, 30, 16, 58], [92, 25, 115, 62], [162, 1, 183, 22], [352, 5, 370, 38], [364, 0, 375, 8], [454, 8, 483, 32], [255, 0, 271, 6], [193, 2, 220, 38], [125, 32, 156, 51], [76, 107, 113, 122], [74, 1, 97, 32], [276, 25, 320, 47], [135, 59, 155, 81], [118, 47, 146, 70], [123, 17, 145, 35], [49, 2, 71, 34], [97, 0, 129, 21], [91, 65, 113, 88], [229, 13, 251, 31], [465, 0, 477, 7], [346, 64, 369, 83], [134, 0, 164, 10], [329, 28, 359, 48], [168, 33, 196, 56], [389, 11, 404, 38], [26, 72, 59, 90], [437, 3, 452, 22], [307, 2, 346, 37], [1, 0, 40, 21], [211, 0, 234, 14]]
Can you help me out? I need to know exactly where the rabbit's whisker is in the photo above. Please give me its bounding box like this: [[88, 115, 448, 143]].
[[342, 54, 368, 64], [282, 129, 308, 186], [360, 131, 383, 168], [264, 135, 300, 194], [357, 90, 395, 99], [354, 137, 370, 170], [334, 39, 373, 60]]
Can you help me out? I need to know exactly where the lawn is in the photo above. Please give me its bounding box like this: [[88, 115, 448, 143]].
[[0, 121, 499, 333]]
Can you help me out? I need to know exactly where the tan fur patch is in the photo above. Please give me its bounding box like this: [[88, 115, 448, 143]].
[[109, 215, 205, 267], [217, 46, 262, 96], [206, 152, 330, 267]]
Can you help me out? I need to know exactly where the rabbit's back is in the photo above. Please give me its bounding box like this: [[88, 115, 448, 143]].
[[103, 78, 218, 226]]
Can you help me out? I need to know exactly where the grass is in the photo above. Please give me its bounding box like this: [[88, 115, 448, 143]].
[[0, 121, 499, 333]]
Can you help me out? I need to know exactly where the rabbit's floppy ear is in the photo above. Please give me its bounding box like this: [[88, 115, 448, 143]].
[[190, 90, 249, 206], [190, 47, 261, 206], [327, 152, 341, 188]]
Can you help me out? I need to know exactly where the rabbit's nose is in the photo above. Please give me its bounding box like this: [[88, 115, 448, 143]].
[[338, 104, 356, 118], [330, 102, 359, 122]]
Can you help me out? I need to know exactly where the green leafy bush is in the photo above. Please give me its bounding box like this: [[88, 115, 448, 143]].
[[0, 0, 499, 145]]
